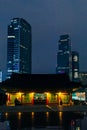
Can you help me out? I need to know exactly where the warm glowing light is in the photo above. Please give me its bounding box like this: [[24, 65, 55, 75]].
[[16, 92, 24, 100], [30, 92, 35, 98], [18, 112, 21, 115], [46, 112, 49, 118], [6, 92, 9, 95], [32, 92, 34, 95], [59, 112, 62, 122], [18, 92, 22, 97], [46, 112, 49, 122], [32, 112, 34, 116], [44, 92, 50, 98], [31, 112, 34, 119], [5, 112, 8, 119], [46, 93, 48, 96], [45, 92, 49, 96], [18, 112, 22, 120], [58, 92, 61, 96], [16, 92, 24, 96]]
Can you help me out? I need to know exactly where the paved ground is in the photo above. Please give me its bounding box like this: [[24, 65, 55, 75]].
[[0, 105, 87, 112], [20, 126, 64, 130]]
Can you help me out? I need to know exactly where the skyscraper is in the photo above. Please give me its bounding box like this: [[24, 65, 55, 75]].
[[7, 18, 32, 78], [0, 70, 2, 82], [72, 51, 79, 82], [56, 34, 72, 80]]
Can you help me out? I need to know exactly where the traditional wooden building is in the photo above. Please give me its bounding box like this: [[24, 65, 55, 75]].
[[0, 73, 80, 106]]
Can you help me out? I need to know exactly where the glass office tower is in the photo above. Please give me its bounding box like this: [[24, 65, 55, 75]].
[[72, 51, 79, 82], [7, 18, 32, 78], [56, 34, 72, 80]]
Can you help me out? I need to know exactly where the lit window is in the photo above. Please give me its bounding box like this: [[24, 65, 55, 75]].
[[14, 27, 19, 30], [74, 72, 78, 78], [7, 70, 12, 72], [73, 56, 78, 62], [13, 19, 17, 23], [8, 61, 12, 63], [8, 36, 15, 38], [74, 69, 78, 71], [10, 25, 12, 28]]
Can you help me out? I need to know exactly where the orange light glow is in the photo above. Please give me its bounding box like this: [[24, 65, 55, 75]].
[[59, 112, 63, 122], [58, 92, 61, 96], [46, 112, 49, 118], [31, 112, 34, 119], [5, 112, 8, 119], [18, 112, 22, 120], [18, 92, 22, 97]]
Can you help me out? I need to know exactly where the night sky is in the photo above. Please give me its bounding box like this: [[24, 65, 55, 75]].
[[0, 0, 87, 78]]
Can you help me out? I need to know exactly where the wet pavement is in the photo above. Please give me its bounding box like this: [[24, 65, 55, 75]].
[[0, 104, 87, 112]]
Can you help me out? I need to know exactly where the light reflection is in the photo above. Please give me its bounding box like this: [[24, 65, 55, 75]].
[[59, 112, 63, 123], [31, 112, 34, 119], [76, 127, 80, 130], [5, 112, 8, 119], [70, 119, 81, 130], [46, 112, 49, 121], [46, 112, 49, 118], [18, 112, 22, 120]]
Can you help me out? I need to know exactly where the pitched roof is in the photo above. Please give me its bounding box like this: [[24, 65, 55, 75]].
[[1, 73, 71, 92]]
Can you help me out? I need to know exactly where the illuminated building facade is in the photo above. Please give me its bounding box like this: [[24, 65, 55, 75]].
[[3, 73, 71, 105], [7, 18, 32, 78], [72, 51, 79, 82], [72, 87, 87, 104], [56, 34, 72, 80], [79, 72, 87, 85], [6, 91, 70, 106]]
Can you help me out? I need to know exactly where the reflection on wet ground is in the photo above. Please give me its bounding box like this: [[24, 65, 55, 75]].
[[0, 111, 86, 130]]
